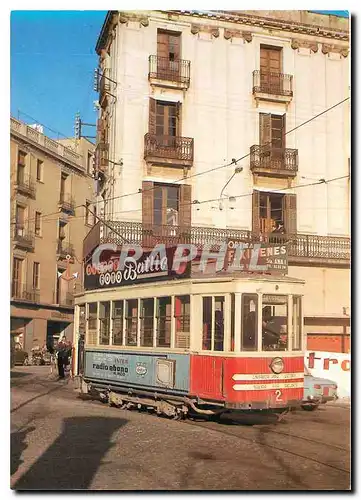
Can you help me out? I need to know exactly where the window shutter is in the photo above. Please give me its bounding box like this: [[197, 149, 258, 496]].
[[142, 181, 154, 228], [148, 98, 157, 135], [252, 191, 260, 234], [179, 184, 192, 230], [157, 32, 169, 59], [283, 194, 297, 234], [280, 113, 286, 150], [259, 113, 271, 155]]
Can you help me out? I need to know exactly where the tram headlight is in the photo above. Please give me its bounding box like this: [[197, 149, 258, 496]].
[[270, 357, 284, 374]]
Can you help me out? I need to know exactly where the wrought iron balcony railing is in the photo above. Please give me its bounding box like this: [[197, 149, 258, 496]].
[[59, 193, 76, 214], [144, 134, 194, 164], [253, 70, 293, 97], [13, 225, 35, 250], [57, 240, 75, 258], [11, 283, 40, 303], [15, 174, 36, 198], [250, 145, 298, 176], [148, 55, 191, 87], [83, 221, 350, 265]]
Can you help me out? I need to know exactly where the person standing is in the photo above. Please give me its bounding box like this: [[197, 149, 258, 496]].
[[56, 336, 72, 380]]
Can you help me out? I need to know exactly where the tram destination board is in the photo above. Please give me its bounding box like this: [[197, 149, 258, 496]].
[[224, 239, 288, 274]]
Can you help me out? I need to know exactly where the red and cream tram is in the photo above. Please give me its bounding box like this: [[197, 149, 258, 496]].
[[73, 242, 305, 420]]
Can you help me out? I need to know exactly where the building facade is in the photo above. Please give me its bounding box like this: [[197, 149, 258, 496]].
[[85, 10, 350, 352], [10, 117, 97, 352]]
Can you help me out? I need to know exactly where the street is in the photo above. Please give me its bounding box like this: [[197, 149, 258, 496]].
[[11, 366, 350, 491]]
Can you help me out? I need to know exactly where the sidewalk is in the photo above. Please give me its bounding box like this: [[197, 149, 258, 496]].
[[326, 398, 351, 409]]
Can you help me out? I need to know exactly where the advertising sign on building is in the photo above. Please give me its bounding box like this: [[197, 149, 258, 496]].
[[305, 350, 351, 399], [224, 239, 288, 274]]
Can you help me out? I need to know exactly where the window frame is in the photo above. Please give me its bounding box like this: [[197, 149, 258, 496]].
[[32, 262, 40, 290], [201, 295, 226, 352], [35, 211, 42, 236], [36, 159, 43, 182]]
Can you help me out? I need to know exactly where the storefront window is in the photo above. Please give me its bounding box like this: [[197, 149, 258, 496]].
[[112, 301, 123, 346], [292, 296, 302, 351], [156, 297, 171, 347], [125, 299, 138, 346], [241, 294, 258, 351], [99, 302, 110, 345], [175, 295, 190, 349], [140, 298, 154, 347], [262, 295, 288, 351]]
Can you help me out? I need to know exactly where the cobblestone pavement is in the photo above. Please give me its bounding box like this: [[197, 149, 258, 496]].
[[11, 366, 351, 491]]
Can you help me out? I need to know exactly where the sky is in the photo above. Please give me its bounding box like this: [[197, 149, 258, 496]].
[[10, 11, 107, 140], [10, 10, 349, 140]]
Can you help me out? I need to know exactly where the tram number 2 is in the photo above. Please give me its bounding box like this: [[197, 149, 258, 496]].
[[275, 390, 283, 402]]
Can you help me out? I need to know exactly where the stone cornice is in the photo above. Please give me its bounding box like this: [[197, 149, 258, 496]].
[[168, 10, 349, 41], [96, 10, 349, 54]]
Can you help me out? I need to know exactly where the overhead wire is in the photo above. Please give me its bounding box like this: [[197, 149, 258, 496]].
[[11, 96, 350, 227]]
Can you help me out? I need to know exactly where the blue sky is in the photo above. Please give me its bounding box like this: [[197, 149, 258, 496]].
[[10, 10, 348, 140], [10, 11, 107, 139]]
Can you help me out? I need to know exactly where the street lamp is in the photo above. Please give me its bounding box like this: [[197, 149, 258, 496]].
[[219, 163, 243, 211]]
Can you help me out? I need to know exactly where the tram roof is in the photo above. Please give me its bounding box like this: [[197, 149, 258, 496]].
[[190, 271, 305, 284]]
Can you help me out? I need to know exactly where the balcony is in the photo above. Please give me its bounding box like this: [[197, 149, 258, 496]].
[[148, 55, 190, 90], [83, 221, 350, 267], [58, 193, 76, 215], [144, 134, 194, 168], [13, 225, 35, 251], [15, 174, 36, 199], [11, 283, 40, 303], [57, 240, 75, 260], [250, 145, 298, 178], [252, 71, 293, 105]]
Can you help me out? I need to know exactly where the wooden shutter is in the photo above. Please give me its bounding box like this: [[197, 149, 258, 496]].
[[252, 191, 260, 234], [148, 98, 157, 135], [283, 194, 297, 234], [179, 184, 192, 229], [157, 31, 169, 59], [259, 113, 271, 155], [142, 181, 154, 228], [280, 114, 286, 150]]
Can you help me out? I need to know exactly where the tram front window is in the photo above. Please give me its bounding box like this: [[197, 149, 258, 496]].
[[262, 295, 288, 351]]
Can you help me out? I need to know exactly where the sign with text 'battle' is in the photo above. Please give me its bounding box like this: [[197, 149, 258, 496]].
[[84, 246, 190, 291]]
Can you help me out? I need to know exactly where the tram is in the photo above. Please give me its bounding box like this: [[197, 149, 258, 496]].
[[73, 242, 305, 420]]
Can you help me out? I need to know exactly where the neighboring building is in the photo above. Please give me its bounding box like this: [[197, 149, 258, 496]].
[[10, 117, 97, 352], [85, 10, 350, 352]]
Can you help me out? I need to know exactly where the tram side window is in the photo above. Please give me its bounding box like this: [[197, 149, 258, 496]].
[[156, 297, 171, 348], [241, 295, 258, 351], [140, 298, 154, 347], [79, 305, 86, 337], [202, 297, 212, 350], [262, 295, 288, 352], [202, 296, 225, 351], [125, 299, 138, 346], [174, 295, 190, 349], [87, 303, 98, 345], [112, 301, 123, 346], [99, 302, 110, 345], [230, 294, 235, 352], [292, 296, 302, 351]]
